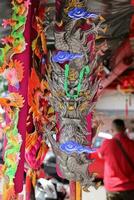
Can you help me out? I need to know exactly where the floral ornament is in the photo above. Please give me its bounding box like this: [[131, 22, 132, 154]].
[[0, 1, 29, 199], [9, 60, 24, 81], [10, 93, 25, 108], [1, 36, 14, 45], [68, 8, 99, 20], [0, 92, 24, 151], [3, 108, 22, 197], [0, 0, 30, 67], [28, 68, 55, 126], [3, 60, 24, 89], [0, 93, 24, 108], [52, 51, 83, 63], [0, 93, 24, 147], [32, 16, 47, 58], [2, 19, 15, 29], [60, 141, 95, 154], [1, 93, 24, 199], [3, 68, 19, 89], [24, 0, 31, 9], [25, 131, 48, 170], [27, 68, 54, 169]]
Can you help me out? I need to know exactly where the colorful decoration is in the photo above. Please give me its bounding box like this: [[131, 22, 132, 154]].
[[0, 0, 133, 199], [3, 60, 24, 89], [4, 109, 22, 186], [45, 0, 105, 190], [0, 0, 30, 199], [1, 93, 24, 200], [52, 51, 83, 63], [0, 0, 104, 195], [0, 0, 30, 67], [25, 3, 53, 198], [68, 7, 99, 20], [25, 131, 48, 170], [60, 141, 95, 154]]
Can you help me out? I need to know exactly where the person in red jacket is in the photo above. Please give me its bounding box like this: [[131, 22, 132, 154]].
[[98, 119, 134, 200]]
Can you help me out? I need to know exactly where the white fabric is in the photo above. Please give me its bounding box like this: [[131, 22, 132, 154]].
[[37, 178, 57, 199]]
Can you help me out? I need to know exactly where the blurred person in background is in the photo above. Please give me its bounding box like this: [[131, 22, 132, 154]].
[[98, 119, 134, 200]]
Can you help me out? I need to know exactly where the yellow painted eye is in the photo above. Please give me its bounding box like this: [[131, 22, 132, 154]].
[[48, 107, 54, 114], [79, 101, 88, 111], [59, 103, 64, 109], [68, 105, 74, 111]]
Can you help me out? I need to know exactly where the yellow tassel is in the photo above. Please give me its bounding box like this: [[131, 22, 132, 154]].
[[3, 183, 18, 200]]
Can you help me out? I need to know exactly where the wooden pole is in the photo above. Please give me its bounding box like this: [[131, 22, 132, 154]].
[[70, 181, 82, 200], [76, 182, 82, 200]]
